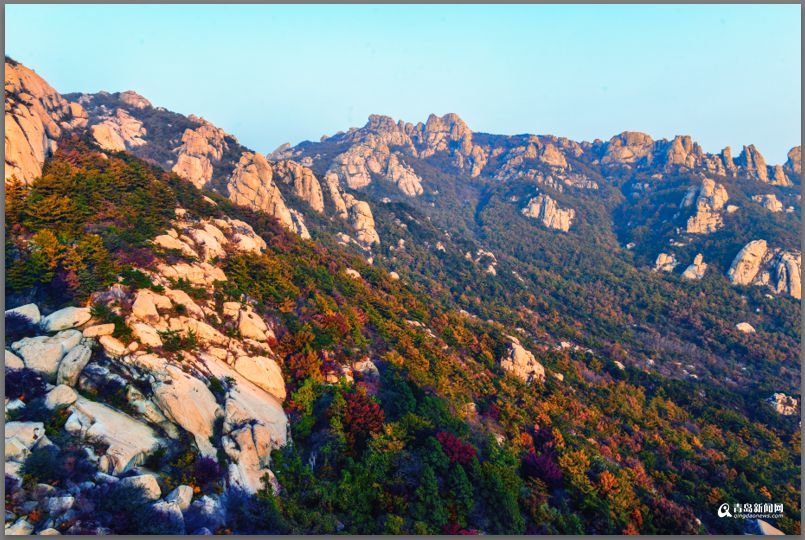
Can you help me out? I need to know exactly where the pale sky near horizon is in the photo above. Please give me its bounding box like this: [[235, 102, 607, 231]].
[[5, 4, 801, 163]]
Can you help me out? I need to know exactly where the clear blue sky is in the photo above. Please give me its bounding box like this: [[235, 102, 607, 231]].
[[6, 4, 801, 163]]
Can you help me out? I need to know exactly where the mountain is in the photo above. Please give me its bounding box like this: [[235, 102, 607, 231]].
[[4, 58, 801, 535]]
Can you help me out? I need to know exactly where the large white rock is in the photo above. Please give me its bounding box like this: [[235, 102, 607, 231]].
[[82, 323, 115, 337], [65, 397, 162, 474], [131, 289, 172, 323], [736, 322, 756, 334], [165, 484, 194, 511], [201, 353, 287, 449], [152, 366, 222, 456], [5, 303, 41, 324], [130, 322, 163, 347], [99, 335, 128, 358], [40, 307, 91, 332], [44, 385, 78, 409], [56, 344, 92, 386], [234, 355, 286, 401], [5, 518, 34, 536], [11, 330, 82, 380], [5, 349, 24, 370], [728, 240, 768, 285], [225, 424, 277, 494], [5, 421, 45, 450], [500, 341, 545, 383]]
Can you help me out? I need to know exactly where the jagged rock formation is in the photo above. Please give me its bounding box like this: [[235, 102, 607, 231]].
[[5, 59, 87, 184], [273, 160, 325, 213], [654, 253, 678, 273], [521, 194, 575, 231], [602, 131, 655, 165], [500, 338, 545, 383], [90, 108, 147, 151], [226, 152, 310, 239], [752, 193, 783, 213], [682, 178, 729, 234], [172, 117, 230, 189], [727, 240, 801, 299], [681, 254, 707, 280], [784, 146, 801, 178]]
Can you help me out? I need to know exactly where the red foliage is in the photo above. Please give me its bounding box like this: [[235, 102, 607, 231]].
[[343, 390, 385, 449], [436, 431, 477, 465]]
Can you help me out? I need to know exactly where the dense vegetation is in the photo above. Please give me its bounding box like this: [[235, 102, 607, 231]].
[[5, 136, 800, 534]]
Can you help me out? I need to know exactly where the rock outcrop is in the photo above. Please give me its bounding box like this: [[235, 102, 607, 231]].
[[602, 132, 655, 165], [653, 253, 678, 273], [273, 160, 325, 213], [500, 339, 545, 383], [728, 240, 769, 286], [226, 151, 310, 239], [172, 117, 229, 189], [752, 193, 783, 213], [784, 146, 801, 178], [766, 393, 798, 415], [89, 108, 147, 152], [681, 253, 707, 280], [521, 194, 575, 231], [727, 240, 801, 299], [5, 59, 88, 184], [682, 178, 728, 234]]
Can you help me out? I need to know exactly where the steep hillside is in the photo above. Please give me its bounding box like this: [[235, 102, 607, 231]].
[[4, 59, 801, 535]]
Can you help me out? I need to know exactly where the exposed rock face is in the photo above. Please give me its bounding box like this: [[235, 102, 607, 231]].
[[273, 160, 325, 212], [90, 108, 147, 151], [654, 253, 678, 273], [767, 393, 798, 415], [770, 251, 801, 300], [735, 144, 770, 183], [118, 90, 152, 109], [345, 195, 381, 246], [500, 339, 545, 383], [411, 113, 488, 176], [172, 117, 229, 189], [521, 194, 575, 231], [784, 146, 801, 178], [726, 241, 800, 300], [5, 60, 88, 184], [663, 135, 702, 168], [681, 253, 707, 280], [226, 151, 310, 239], [683, 178, 728, 234], [728, 240, 769, 286], [602, 132, 655, 165], [752, 193, 783, 213]]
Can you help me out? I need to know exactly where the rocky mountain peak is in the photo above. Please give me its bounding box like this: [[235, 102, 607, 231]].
[[5, 60, 88, 184]]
